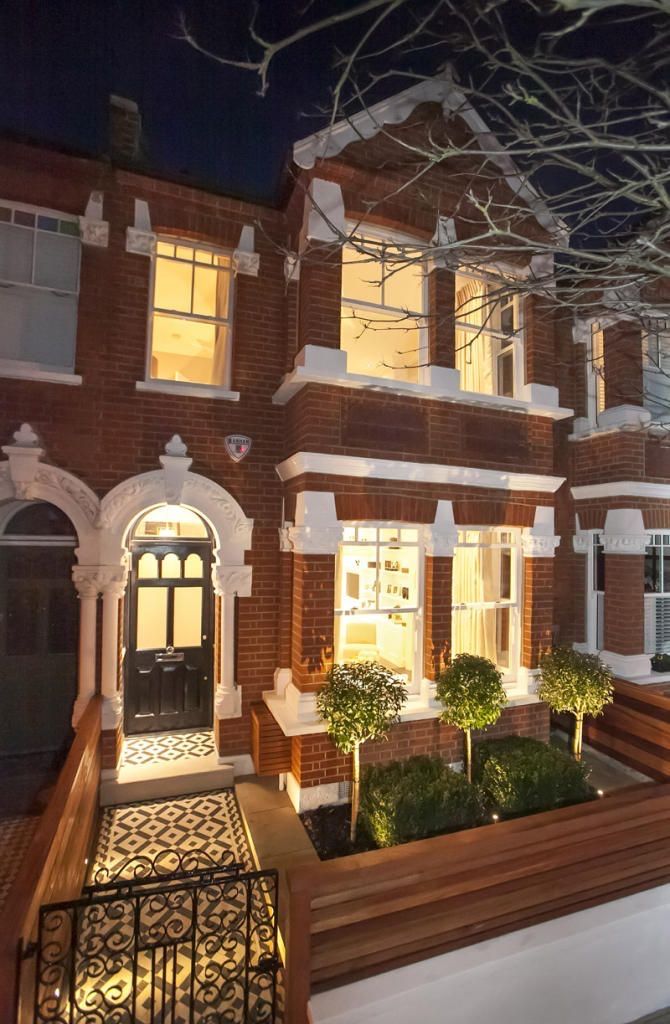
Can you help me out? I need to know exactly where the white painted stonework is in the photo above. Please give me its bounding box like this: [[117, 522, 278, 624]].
[[310, 883, 670, 1024]]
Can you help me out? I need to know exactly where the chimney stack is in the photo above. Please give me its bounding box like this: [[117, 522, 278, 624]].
[[109, 95, 142, 162]]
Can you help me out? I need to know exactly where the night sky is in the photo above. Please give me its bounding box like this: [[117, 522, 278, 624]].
[[0, 1, 661, 210]]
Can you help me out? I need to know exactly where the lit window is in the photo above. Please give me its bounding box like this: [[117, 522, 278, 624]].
[[588, 323, 606, 422], [341, 234, 426, 382], [585, 533, 605, 652], [455, 273, 521, 397], [0, 201, 80, 372], [334, 525, 422, 683], [644, 533, 670, 655], [643, 326, 670, 422], [148, 239, 233, 387], [452, 529, 520, 675]]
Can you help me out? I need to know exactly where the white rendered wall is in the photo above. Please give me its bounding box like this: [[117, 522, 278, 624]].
[[310, 884, 670, 1024]]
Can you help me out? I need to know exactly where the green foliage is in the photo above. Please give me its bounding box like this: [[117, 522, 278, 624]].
[[359, 755, 480, 848], [651, 653, 670, 673], [538, 646, 614, 717], [436, 654, 507, 731], [473, 736, 593, 816], [316, 661, 407, 755]]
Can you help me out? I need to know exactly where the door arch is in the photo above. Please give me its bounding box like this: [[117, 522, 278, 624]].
[[125, 505, 214, 735]]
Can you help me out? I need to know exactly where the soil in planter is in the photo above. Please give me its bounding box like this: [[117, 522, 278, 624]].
[[300, 804, 375, 860]]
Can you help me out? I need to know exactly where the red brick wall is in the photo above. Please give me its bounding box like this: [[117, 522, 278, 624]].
[[604, 555, 645, 655], [522, 558, 555, 668], [427, 267, 456, 368], [291, 553, 336, 692], [571, 433, 645, 487], [424, 556, 452, 679], [298, 243, 342, 351], [604, 321, 643, 409], [525, 295, 556, 388], [291, 701, 550, 788]]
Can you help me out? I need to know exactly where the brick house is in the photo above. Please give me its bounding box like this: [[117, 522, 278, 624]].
[[0, 79, 663, 812]]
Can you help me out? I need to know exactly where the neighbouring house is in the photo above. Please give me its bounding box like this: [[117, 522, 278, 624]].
[[0, 79, 666, 815]]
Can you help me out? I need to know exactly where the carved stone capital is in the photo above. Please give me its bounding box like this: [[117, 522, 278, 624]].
[[279, 525, 294, 552], [126, 227, 156, 256], [213, 564, 253, 598], [602, 534, 650, 556], [79, 217, 109, 248], [573, 532, 590, 555], [99, 567, 129, 599], [288, 525, 341, 556], [521, 534, 561, 558], [72, 566, 106, 598]]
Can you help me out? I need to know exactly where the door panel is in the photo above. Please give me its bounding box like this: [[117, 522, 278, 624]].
[[125, 540, 213, 735]]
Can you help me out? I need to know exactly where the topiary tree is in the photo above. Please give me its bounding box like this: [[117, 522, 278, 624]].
[[436, 654, 507, 782], [317, 661, 407, 842], [539, 646, 614, 760]]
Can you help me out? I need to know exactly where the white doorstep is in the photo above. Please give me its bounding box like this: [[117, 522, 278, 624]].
[[100, 751, 235, 806]]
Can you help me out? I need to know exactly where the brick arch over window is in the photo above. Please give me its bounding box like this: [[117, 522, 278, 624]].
[[334, 493, 437, 523], [453, 500, 536, 527]]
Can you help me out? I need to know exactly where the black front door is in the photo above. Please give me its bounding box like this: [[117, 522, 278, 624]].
[[125, 540, 213, 735]]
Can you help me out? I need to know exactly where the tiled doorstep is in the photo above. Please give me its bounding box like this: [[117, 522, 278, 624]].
[[236, 775, 318, 946]]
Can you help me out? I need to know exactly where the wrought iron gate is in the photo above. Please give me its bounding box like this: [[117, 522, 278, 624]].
[[30, 856, 280, 1023]]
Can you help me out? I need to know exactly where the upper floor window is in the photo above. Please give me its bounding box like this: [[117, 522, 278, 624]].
[[643, 326, 670, 422], [341, 232, 426, 383], [0, 201, 80, 373], [587, 322, 606, 423], [455, 273, 522, 398], [334, 525, 422, 686], [148, 239, 233, 388], [452, 528, 520, 679]]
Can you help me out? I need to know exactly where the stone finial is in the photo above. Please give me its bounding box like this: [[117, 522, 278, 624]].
[[165, 434, 188, 457], [12, 423, 40, 447]]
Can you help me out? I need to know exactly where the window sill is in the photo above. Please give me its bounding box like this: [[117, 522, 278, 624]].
[[135, 379, 240, 401], [569, 406, 651, 440], [272, 353, 572, 421], [0, 359, 82, 386]]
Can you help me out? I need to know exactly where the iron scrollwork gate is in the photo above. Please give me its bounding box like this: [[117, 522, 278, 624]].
[[31, 860, 280, 1023]]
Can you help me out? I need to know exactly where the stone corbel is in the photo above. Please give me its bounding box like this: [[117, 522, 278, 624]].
[[530, 252, 554, 280], [284, 252, 300, 284], [232, 226, 260, 277], [602, 508, 650, 556], [423, 500, 458, 557], [159, 435, 192, 505], [521, 506, 561, 558], [279, 525, 294, 552], [213, 564, 253, 598], [302, 178, 345, 246], [79, 191, 109, 248], [126, 199, 156, 256], [573, 531, 590, 555], [1, 423, 44, 499], [288, 491, 342, 555], [429, 215, 457, 271]]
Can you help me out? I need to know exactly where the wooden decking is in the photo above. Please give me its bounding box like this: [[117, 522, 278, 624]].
[[286, 781, 670, 1024], [585, 679, 670, 779]]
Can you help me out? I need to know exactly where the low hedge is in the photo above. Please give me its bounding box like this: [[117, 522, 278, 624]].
[[359, 755, 480, 848], [473, 735, 594, 817]]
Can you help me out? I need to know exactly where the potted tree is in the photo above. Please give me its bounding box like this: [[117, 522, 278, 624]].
[[317, 661, 407, 842], [436, 654, 507, 781], [539, 646, 614, 760]]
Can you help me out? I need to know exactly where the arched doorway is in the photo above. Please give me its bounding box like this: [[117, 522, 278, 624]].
[[124, 505, 215, 735], [0, 501, 78, 756]]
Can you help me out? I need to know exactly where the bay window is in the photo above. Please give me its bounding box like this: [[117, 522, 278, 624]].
[[644, 533, 670, 655], [334, 526, 422, 685], [643, 327, 670, 422], [451, 529, 520, 677], [148, 239, 233, 388], [455, 273, 522, 397], [0, 201, 80, 374], [340, 233, 426, 383]]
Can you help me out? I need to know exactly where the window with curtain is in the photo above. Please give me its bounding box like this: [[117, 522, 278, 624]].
[[588, 323, 606, 422], [340, 234, 426, 383], [0, 201, 81, 372], [149, 239, 233, 387], [451, 529, 519, 673], [454, 272, 520, 397], [643, 533, 670, 655], [334, 525, 422, 683], [643, 327, 670, 422]]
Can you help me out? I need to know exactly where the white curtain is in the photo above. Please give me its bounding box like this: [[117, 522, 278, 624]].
[[211, 266, 231, 386], [455, 278, 493, 395], [452, 542, 498, 662]]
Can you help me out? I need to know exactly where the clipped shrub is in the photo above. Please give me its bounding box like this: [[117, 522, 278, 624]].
[[359, 755, 480, 848], [539, 646, 614, 760], [473, 735, 594, 817], [436, 654, 507, 781]]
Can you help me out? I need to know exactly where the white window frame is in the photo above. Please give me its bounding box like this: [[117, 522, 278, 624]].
[[334, 522, 424, 692], [454, 268, 525, 399], [340, 222, 429, 384], [644, 533, 670, 656], [642, 323, 670, 423], [586, 322, 606, 426], [451, 527, 522, 683], [145, 236, 236, 394], [584, 531, 605, 652], [0, 198, 82, 384]]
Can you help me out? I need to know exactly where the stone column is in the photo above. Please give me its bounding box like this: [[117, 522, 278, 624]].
[[602, 508, 650, 678], [213, 564, 252, 757], [100, 570, 127, 770], [70, 567, 101, 726], [519, 508, 560, 690]]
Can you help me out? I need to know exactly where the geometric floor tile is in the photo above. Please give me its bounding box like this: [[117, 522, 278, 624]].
[[121, 729, 215, 767], [0, 814, 38, 910]]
